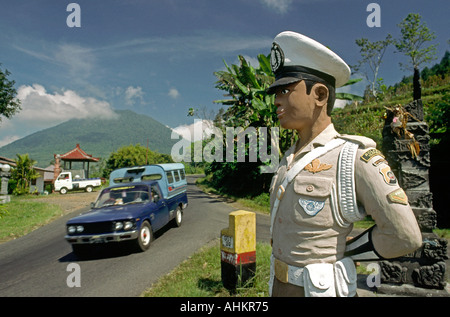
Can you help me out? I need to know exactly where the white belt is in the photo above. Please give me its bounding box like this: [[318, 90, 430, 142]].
[[269, 256, 358, 297]]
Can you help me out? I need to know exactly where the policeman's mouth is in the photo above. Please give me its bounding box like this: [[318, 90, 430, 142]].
[[276, 109, 286, 119]]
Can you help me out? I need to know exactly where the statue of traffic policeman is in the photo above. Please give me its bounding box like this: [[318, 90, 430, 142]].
[[267, 31, 422, 297]]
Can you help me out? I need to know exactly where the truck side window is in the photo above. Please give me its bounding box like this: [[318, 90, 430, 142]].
[[166, 171, 174, 184], [151, 186, 161, 202], [179, 169, 185, 180], [174, 170, 180, 182]]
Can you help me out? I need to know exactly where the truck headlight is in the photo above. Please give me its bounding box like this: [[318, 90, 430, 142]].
[[76, 225, 84, 233], [68, 226, 76, 234], [114, 222, 124, 231], [124, 221, 134, 231]]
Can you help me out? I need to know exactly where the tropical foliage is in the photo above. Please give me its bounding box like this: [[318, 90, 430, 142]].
[[10, 154, 40, 195], [213, 54, 298, 152], [205, 54, 279, 196], [0, 64, 21, 124], [213, 55, 276, 127]]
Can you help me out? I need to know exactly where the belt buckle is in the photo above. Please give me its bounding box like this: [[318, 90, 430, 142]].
[[274, 258, 289, 283], [276, 185, 285, 200]]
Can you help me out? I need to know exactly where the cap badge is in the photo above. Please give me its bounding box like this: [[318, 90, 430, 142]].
[[271, 42, 284, 73]]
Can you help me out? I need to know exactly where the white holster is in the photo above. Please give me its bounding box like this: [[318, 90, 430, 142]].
[[269, 256, 357, 297]]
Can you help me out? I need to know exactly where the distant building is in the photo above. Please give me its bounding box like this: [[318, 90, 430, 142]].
[[55, 144, 100, 181], [0, 156, 53, 194]]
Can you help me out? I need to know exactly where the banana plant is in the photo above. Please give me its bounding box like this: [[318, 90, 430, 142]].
[[213, 54, 297, 154], [335, 78, 364, 101]]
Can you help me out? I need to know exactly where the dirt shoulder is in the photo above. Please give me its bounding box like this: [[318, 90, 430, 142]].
[[32, 191, 99, 215]]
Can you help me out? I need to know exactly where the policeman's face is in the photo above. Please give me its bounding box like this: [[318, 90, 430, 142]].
[[274, 80, 317, 131]]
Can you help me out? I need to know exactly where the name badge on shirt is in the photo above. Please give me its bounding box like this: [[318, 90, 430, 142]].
[[298, 197, 325, 216]]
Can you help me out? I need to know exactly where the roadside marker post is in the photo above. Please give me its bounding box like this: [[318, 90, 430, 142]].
[[220, 210, 256, 290]]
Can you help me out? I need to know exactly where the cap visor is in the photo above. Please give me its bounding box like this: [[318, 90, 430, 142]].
[[267, 77, 302, 94]]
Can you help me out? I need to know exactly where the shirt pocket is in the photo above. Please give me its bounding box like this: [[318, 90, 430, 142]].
[[293, 176, 334, 227]]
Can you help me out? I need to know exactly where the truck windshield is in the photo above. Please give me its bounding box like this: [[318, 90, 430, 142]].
[[94, 185, 150, 208]]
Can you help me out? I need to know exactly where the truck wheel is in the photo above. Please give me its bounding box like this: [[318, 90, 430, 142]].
[[136, 221, 153, 252], [60, 187, 68, 195], [172, 206, 183, 227], [85, 186, 93, 193]]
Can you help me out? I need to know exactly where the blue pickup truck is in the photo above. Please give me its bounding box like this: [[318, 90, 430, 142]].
[[65, 163, 188, 256]]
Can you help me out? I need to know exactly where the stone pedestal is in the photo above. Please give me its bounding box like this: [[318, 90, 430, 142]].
[[381, 99, 448, 290], [0, 171, 11, 203]]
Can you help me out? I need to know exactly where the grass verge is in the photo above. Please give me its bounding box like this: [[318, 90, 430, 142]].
[[0, 196, 63, 242], [142, 240, 272, 297]]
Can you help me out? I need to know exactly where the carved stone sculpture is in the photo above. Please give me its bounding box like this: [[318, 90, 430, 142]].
[[381, 99, 447, 290]]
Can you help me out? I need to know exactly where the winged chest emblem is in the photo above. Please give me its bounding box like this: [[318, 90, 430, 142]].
[[304, 159, 332, 174]]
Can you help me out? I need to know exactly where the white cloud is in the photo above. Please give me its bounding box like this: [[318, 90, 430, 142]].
[[173, 120, 215, 142], [14, 43, 96, 83], [16, 84, 117, 123], [55, 44, 96, 80], [168, 88, 180, 99], [125, 86, 144, 105], [103, 31, 272, 57], [260, 0, 293, 14]]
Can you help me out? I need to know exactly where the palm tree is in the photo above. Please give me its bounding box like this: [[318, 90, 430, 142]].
[[11, 154, 40, 195]]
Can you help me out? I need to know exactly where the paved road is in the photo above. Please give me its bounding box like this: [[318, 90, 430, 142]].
[[0, 176, 271, 297]]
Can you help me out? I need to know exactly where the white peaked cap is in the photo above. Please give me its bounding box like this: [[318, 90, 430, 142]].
[[268, 31, 351, 93]]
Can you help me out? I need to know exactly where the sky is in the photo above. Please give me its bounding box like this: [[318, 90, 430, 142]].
[[0, 0, 448, 147]]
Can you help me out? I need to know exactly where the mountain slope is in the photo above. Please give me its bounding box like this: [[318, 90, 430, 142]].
[[0, 110, 180, 167]]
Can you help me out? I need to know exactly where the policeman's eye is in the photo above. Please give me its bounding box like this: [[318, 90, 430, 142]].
[[276, 88, 290, 97]]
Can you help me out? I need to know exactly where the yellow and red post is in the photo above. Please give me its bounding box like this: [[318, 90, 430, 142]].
[[220, 210, 256, 290]]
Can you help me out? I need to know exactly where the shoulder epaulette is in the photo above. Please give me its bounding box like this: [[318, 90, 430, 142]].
[[338, 134, 376, 149]]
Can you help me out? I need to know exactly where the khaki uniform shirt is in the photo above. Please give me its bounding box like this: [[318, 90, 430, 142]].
[[270, 124, 422, 268]]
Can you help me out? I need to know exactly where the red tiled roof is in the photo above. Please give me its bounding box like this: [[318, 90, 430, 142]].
[[60, 144, 100, 162]]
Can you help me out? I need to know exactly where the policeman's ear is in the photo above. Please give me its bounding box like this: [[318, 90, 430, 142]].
[[312, 83, 329, 108]]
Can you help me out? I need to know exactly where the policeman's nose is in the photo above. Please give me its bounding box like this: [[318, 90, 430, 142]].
[[274, 95, 282, 108]]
